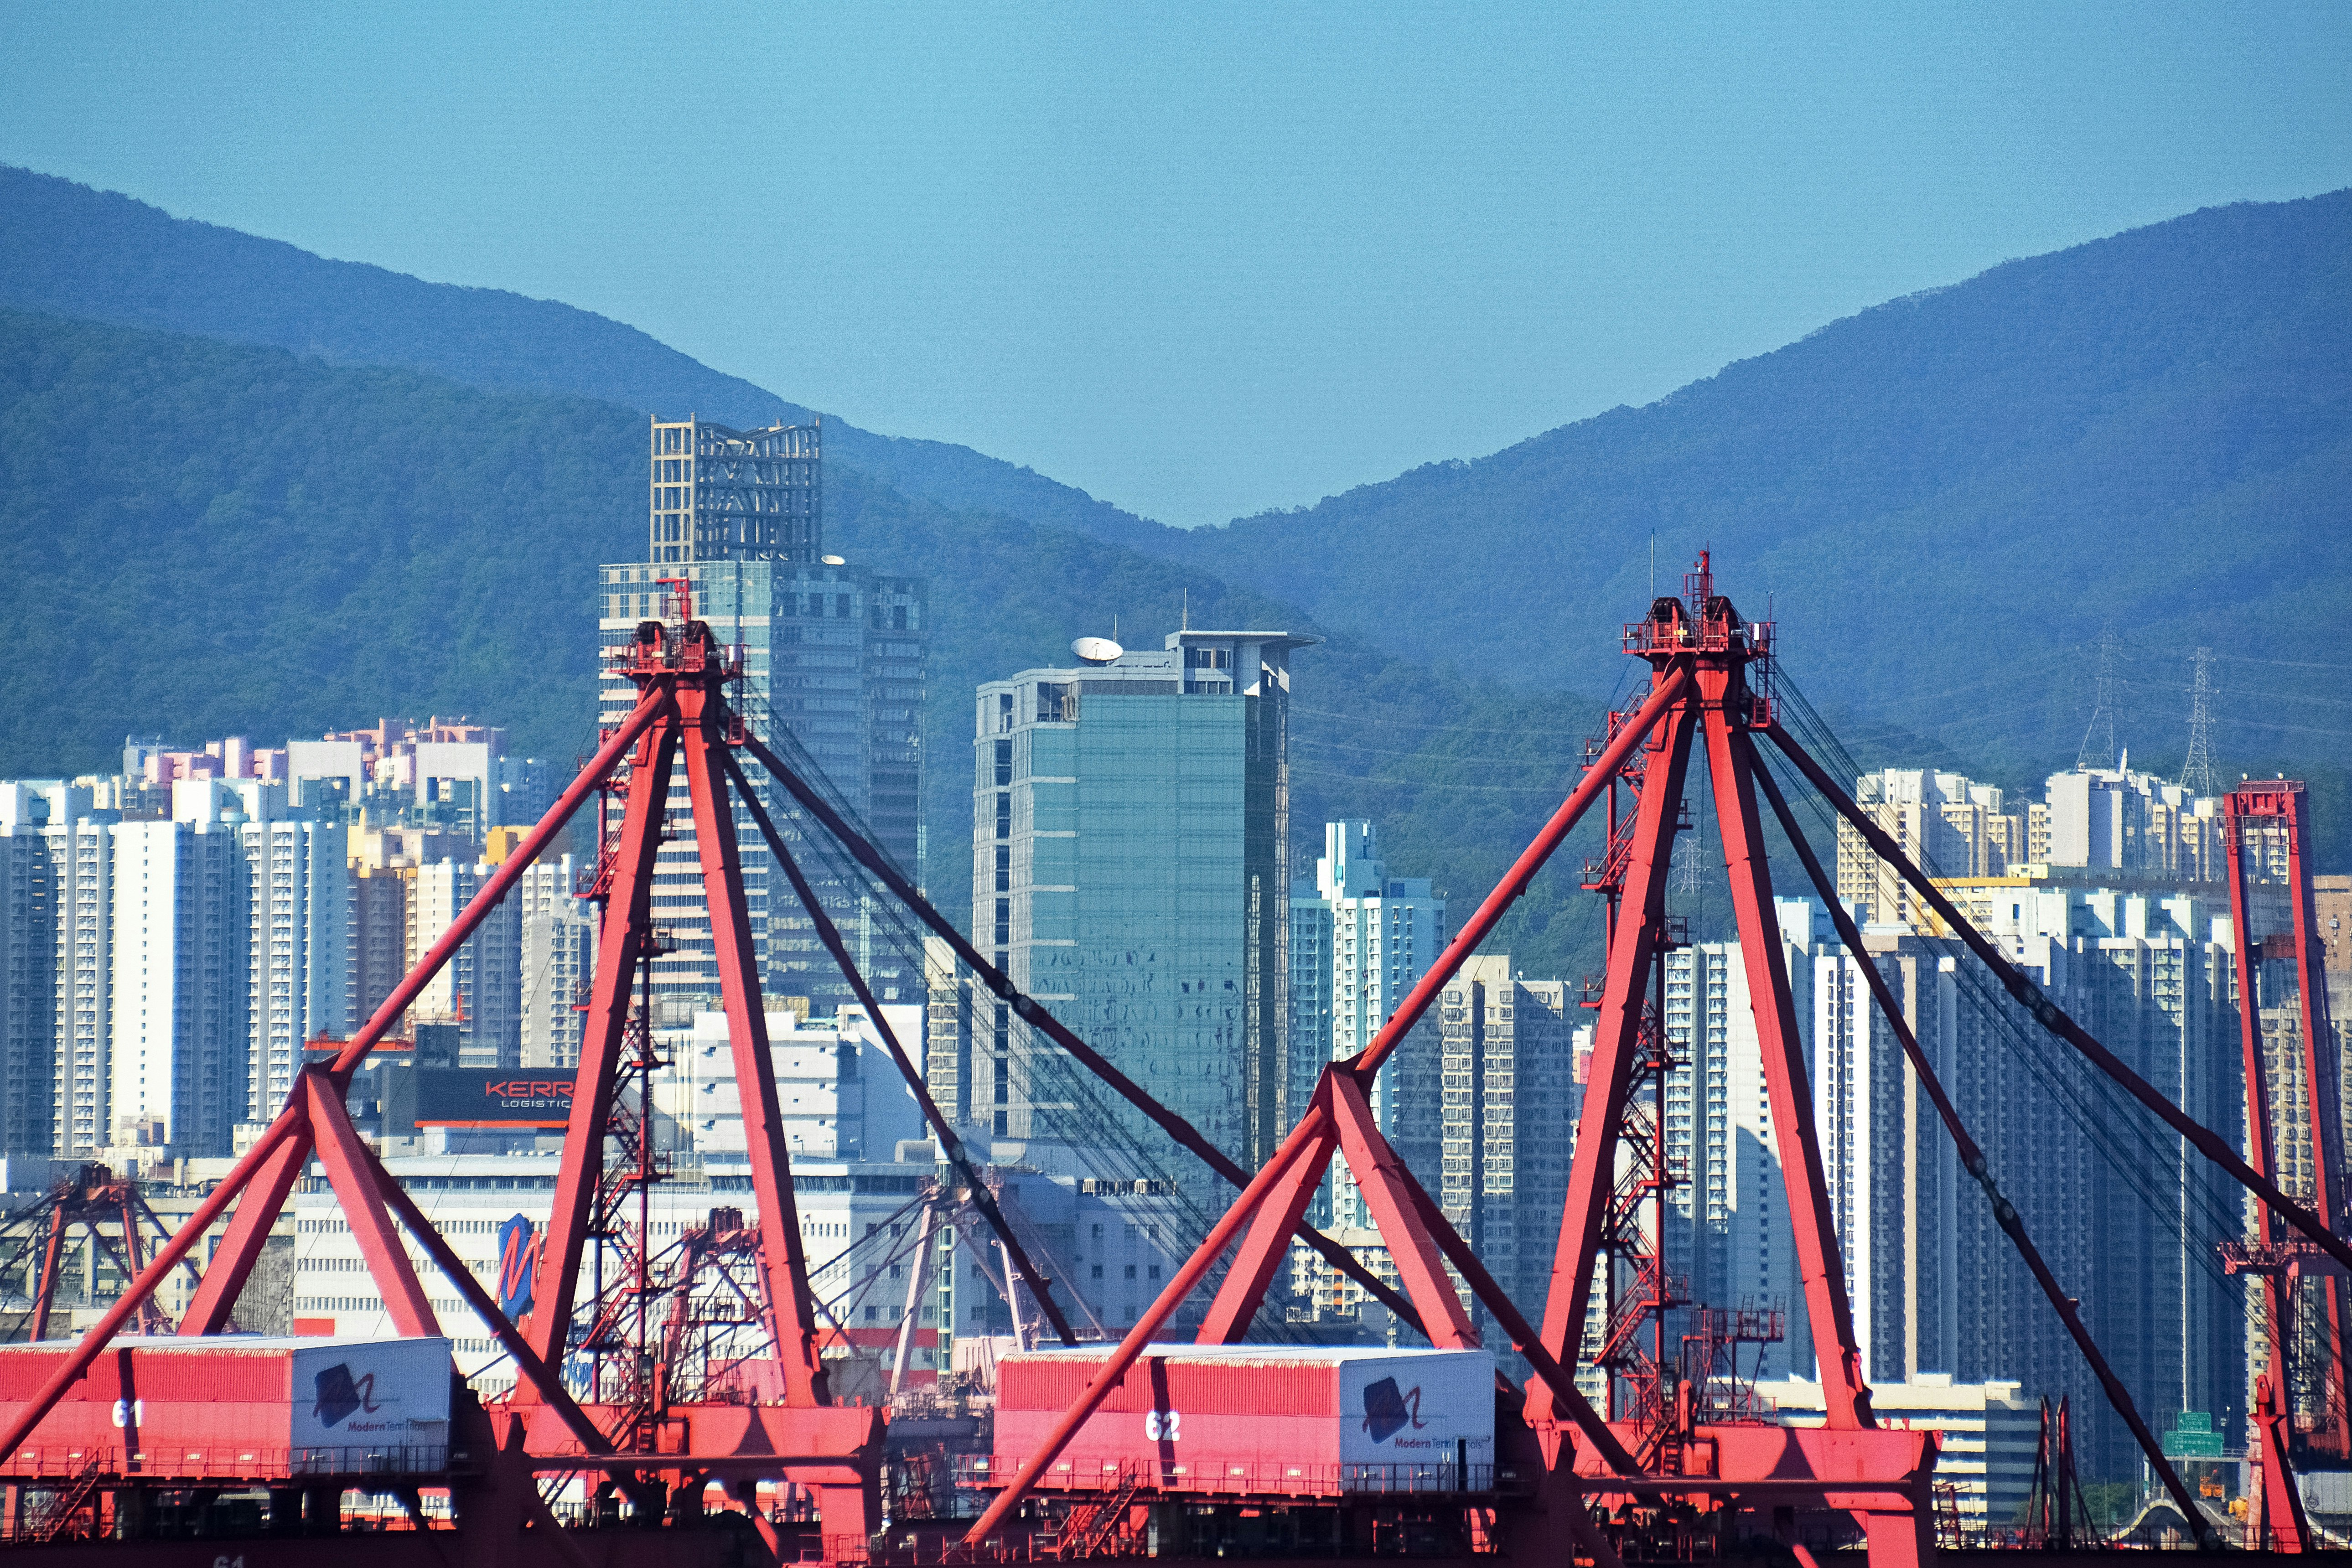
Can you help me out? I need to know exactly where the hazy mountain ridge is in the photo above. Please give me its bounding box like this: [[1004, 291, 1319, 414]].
[[0, 164, 1183, 554], [1160, 191, 2352, 776], [4, 163, 2348, 885]]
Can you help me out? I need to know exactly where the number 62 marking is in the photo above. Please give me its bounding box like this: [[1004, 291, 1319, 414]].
[[1143, 1409, 1182, 1441]]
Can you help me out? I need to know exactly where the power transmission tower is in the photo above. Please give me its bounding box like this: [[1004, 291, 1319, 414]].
[[1674, 812, 1704, 896], [2075, 624, 2121, 772], [2178, 647, 2219, 798]]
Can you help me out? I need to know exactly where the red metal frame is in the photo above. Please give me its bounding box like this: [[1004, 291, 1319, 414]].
[[21, 555, 2340, 1564], [2254, 1371, 2316, 1551], [739, 727, 1437, 1334], [2225, 780, 2352, 1480], [961, 559, 1935, 1567], [24, 1166, 172, 1341], [0, 618, 894, 1548]]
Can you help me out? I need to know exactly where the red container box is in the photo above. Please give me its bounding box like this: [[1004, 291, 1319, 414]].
[[991, 1345, 1494, 1494], [0, 1334, 451, 1480]]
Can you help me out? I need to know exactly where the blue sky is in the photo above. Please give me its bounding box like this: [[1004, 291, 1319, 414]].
[[3, 3, 2346, 528]]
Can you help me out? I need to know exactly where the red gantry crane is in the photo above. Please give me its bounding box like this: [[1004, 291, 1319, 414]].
[[5, 557, 2348, 1564]]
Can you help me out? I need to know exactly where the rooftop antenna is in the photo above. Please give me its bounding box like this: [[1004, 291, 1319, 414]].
[[2074, 623, 2120, 773], [2178, 647, 2219, 798], [1182, 589, 1190, 631], [1649, 531, 1656, 599]]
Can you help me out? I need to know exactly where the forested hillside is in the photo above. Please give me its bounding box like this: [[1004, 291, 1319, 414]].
[[1165, 191, 2352, 779], [6, 166, 2350, 952], [0, 165, 1180, 555], [0, 307, 1645, 979], [14, 163, 2346, 797]]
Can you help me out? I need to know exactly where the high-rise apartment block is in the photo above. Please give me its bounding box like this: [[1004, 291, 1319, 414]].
[[228, 810, 347, 1128], [922, 936, 976, 1132], [0, 795, 56, 1158], [973, 631, 1305, 1171], [2042, 763, 2226, 883], [599, 417, 926, 1020], [1810, 887, 2242, 1477], [1836, 769, 2027, 926], [0, 778, 352, 1162], [1290, 821, 1446, 1225], [97, 817, 230, 1156], [1656, 899, 1826, 1383], [279, 716, 550, 838], [517, 855, 593, 1071], [1437, 956, 1577, 1318], [1839, 764, 2227, 926], [408, 859, 521, 1069]]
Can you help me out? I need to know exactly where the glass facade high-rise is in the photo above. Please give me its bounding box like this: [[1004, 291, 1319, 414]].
[[974, 631, 1307, 1174], [597, 417, 926, 1020]]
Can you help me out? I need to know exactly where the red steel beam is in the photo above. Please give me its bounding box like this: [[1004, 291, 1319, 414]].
[[1325, 1072, 1478, 1348], [0, 1098, 310, 1459], [1527, 690, 1696, 1443], [1342, 667, 1693, 1083], [330, 685, 673, 1077], [2255, 1372, 2314, 1550], [1394, 1175, 1639, 1475], [961, 1105, 1334, 1545], [1748, 733, 2206, 1537], [27, 1206, 64, 1343], [1771, 724, 2352, 1279], [523, 707, 680, 1374], [2246, 783, 2352, 1456], [305, 1071, 441, 1339], [679, 687, 828, 1406], [177, 1126, 311, 1334], [2225, 791, 2296, 1452], [181, 688, 675, 1335], [1194, 1113, 1340, 1343], [719, 746, 1079, 1348], [1699, 681, 1871, 1428], [1191, 1070, 1642, 1476], [738, 731, 1425, 1334]]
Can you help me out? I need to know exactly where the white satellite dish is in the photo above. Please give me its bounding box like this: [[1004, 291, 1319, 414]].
[[1071, 636, 1124, 665], [820, 554, 846, 566]]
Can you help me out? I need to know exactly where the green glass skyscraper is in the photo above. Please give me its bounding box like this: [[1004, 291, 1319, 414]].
[[973, 631, 1308, 1174]]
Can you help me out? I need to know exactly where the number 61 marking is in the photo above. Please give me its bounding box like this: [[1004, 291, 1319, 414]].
[[1143, 1409, 1182, 1441]]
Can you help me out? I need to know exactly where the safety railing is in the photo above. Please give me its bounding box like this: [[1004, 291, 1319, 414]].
[[0, 1442, 454, 1481], [955, 1455, 1515, 1499]]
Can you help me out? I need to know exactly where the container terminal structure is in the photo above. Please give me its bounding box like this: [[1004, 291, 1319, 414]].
[[3, 560, 2346, 1563]]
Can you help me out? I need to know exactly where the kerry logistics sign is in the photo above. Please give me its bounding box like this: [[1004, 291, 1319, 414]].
[[414, 1069, 575, 1128]]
